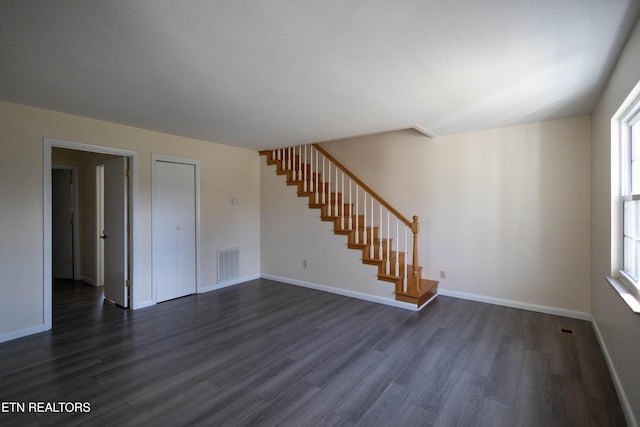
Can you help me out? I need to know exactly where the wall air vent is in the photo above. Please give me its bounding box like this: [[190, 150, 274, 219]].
[[217, 247, 240, 283]]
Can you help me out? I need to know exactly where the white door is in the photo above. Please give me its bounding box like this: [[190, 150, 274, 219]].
[[96, 165, 105, 287], [103, 157, 128, 307], [52, 169, 74, 279], [153, 160, 196, 303]]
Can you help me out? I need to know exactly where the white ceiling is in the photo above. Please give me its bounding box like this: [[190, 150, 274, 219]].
[[1, 1, 639, 150]]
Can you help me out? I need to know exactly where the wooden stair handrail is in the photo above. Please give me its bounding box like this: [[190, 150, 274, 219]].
[[312, 144, 413, 228]]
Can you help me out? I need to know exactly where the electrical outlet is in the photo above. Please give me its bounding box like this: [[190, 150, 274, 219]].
[[440, 271, 446, 279], [303, 259, 308, 269]]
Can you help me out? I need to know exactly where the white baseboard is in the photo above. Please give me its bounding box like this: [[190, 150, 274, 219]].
[[199, 274, 261, 294], [261, 274, 426, 311], [417, 292, 438, 311], [0, 324, 47, 344], [437, 288, 591, 321], [79, 275, 96, 286], [591, 319, 638, 427], [132, 300, 154, 309], [132, 275, 261, 309]]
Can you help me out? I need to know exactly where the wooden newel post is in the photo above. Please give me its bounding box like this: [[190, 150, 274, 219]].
[[411, 215, 420, 277]]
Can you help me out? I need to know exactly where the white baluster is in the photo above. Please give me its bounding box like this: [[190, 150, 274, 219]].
[[370, 197, 374, 258], [395, 219, 400, 278], [314, 148, 319, 203], [293, 146, 297, 181], [379, 205, 383, 259], [386, 211, 391, 275], [298, 145, 302, 182], [349, 179, 352, 230], [304, 145, 308, 192], [308, 147, 312, 192], [341, 172, 345, 229], [299, 145, 302, 181], [335, 166, 339, 218], [404, 227, 408, 293], [363, 192, 367, 247], [355, 187, 359, 244], [327, 162, 331, 213], [322, 156, 326, 205], [292, 146, 296, 181]]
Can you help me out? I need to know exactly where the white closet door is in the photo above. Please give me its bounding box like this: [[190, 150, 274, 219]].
[[153, 160, 196, 302]]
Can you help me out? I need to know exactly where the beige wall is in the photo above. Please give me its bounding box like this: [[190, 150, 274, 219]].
[[0, 101, 260, 338], [320, 116, 592, 314], [591, 17, 640, 427]]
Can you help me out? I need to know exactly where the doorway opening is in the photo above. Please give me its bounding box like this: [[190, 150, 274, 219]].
[[44, 139, 139, 331], [51, 166, 79, 281]]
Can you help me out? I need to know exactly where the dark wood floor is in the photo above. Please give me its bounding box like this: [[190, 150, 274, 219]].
[[0, 279, 626, 426]]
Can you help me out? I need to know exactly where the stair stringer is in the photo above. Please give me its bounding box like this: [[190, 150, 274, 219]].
[[260, 160, 401, 302]]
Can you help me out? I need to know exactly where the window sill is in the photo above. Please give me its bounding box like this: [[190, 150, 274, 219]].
[[605, 276, 640, 314]]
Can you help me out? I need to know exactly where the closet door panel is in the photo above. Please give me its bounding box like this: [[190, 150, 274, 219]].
[[174, 162, 196, 298], [153, 160, 196, 303]]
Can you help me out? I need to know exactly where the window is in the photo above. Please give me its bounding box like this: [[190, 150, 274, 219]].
[[619, 100, 640, 300]]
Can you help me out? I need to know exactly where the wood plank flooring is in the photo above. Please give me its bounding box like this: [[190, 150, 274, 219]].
[[0, 279, 626, 426]]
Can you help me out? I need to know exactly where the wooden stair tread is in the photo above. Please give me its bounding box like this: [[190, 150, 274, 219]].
[[362, 251, 402, 265], [378, 274, 402, 283], [395, 279, 439, 306]]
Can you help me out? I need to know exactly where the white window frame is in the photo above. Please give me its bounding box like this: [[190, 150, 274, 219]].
[[615, 84, 640, 304]]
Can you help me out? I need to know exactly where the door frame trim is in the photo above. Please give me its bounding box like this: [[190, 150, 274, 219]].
[[151, 154, 201, 304], [51, 164, 80, 281], [44, 138, 139, 330]]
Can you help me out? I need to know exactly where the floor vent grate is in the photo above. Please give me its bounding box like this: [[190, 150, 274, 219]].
[[559, 326, 574, 335], [217, 247, 240, 283]]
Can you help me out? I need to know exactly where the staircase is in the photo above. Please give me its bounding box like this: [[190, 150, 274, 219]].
[[260, 144, 438, 309]]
